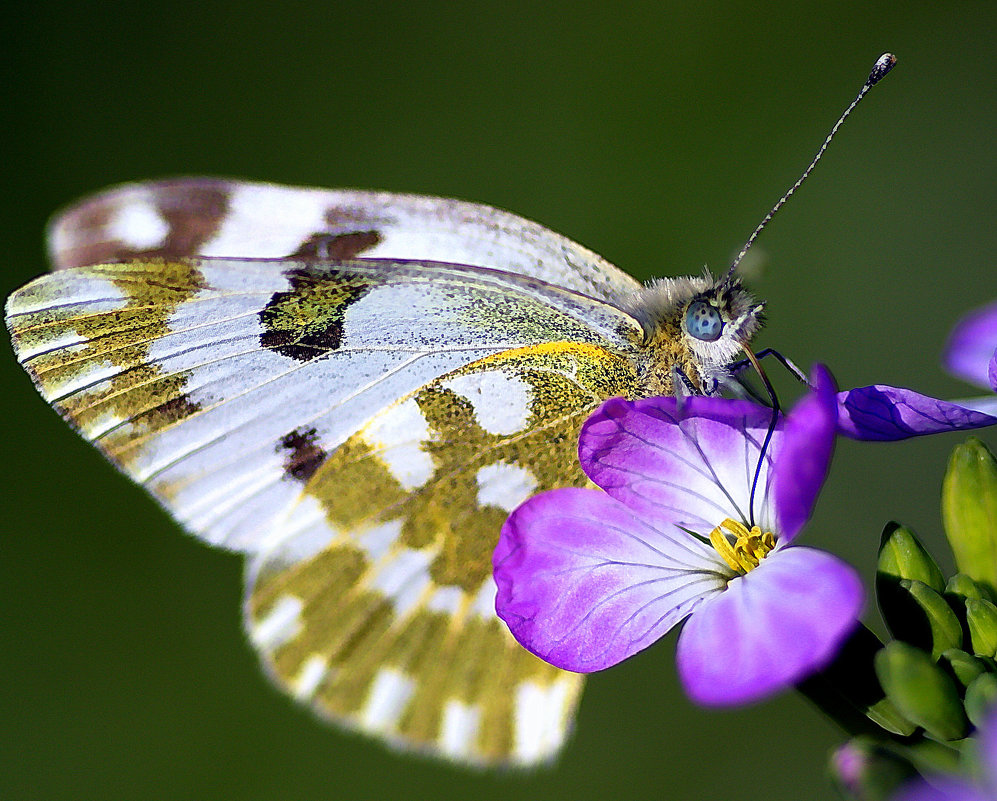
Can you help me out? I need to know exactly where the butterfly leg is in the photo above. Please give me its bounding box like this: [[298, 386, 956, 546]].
[[672, 366, 701, 395], [730, 348, 809, 385]]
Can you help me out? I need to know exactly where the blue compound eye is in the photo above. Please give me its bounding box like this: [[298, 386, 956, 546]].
[[685, 300, 723, 342]]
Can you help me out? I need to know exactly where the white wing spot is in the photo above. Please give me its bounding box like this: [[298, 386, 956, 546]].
[[440, 699, 482, 759], [294, 655, 329, 700], [250, 595, 303, 653], [364, 397, 434, 490], [469, 577, 498, 620], [362, 668, 416, 731], [107, 198, 170, 250], [426, 585, 464, 615], [441, 371, 531, 435], [369, 547, 435, 619], [9, 279, 126, 316], [513, 678, 573, 764], [356, 519, 404, 563], [476, 462, 537, 512], [199, 184, 329, 258], [14, 332, 88, 361]]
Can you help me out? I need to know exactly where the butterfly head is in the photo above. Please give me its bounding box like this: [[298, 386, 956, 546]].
[[624, 271, 764, 395]]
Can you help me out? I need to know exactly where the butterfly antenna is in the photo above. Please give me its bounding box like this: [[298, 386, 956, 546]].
[[723, 52, 897, 284]]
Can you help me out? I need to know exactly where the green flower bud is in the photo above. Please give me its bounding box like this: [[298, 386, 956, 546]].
[[966, 598, 997, 658], [940, 648, 989, 688], [865, 697, 919, 738], [890, 579, 964, 659], [878, 522, 946, 592], [942, 438, 997, 595], [874, 641, 968, 741], [946, 573, 997, 604], [964, 673, 997, 728]]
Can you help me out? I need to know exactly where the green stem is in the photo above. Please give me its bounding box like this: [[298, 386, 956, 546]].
[[796, 623, 919, 740]]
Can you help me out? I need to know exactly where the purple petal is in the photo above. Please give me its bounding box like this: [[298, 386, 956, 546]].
[[943, 300, 997, 389], [675, 547, 863, 706], [836, 385, 997, 441], [493, 486, 725, 672], [990, 350, 997, 392], [580, 396, 782, 537], [774, 365, 837, 542], [890, 776, 987, 801], [982, 705, 997, 792]]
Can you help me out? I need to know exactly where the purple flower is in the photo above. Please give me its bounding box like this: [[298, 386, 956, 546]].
[[834, 300, 997, 441], [944, 300, 997, 392], [493, 366, 864, 706], [891, 705, 997, 801]]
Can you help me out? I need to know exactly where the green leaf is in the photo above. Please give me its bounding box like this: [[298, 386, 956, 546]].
[[964, 673, 997, 728], [864, 697, 919, 738], [966, 598, 997, 658], [942, 438, 997, 596], [874, 641, 969, 741]]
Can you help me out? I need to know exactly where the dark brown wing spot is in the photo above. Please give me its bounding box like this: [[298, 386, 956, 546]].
[[278, 427, 328, 482], [60, 185, 231, 268], [258, 268, 373, 361], [289, 230, 383, 260]]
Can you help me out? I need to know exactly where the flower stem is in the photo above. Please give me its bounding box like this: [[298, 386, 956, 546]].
[[796, 623, 919, 739]]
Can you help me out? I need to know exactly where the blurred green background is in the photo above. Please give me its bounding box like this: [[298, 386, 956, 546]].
[[3, 2, 995, 799]]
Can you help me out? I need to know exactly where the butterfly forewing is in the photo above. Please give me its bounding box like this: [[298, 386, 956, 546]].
[[7, 258, 642, 550]]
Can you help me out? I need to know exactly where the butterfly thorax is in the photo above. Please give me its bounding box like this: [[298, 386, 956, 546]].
[[622, 273, 764, 396]]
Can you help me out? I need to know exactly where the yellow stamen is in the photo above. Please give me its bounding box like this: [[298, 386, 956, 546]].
[[709, 518, 776, 574]]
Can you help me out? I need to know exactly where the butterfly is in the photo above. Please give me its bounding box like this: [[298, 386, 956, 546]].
[[6, 177, 762, 766]]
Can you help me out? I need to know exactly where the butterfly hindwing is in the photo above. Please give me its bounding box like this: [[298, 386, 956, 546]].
[[247, 343, 641, 764]]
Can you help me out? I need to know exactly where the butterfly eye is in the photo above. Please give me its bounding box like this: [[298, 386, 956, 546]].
[[685, 300, 724, 342]]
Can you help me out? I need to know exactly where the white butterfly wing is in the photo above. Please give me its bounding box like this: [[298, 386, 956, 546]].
[[7, 257, 642, 555], [47, 178, 642, 304]]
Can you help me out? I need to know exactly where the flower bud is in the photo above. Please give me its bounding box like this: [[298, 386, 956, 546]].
[[964, 673, 997, 728], [942, 438, 997, 594], [877, 525, 952, 652], [939, 648, 989, 688], [829, 738, 916, 800], [946, 573, 996, 604], [877, 522, 946, 591], [901, 579, 964, 658], [966, 598, 997, 658], [874, 641, 968, 741]]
